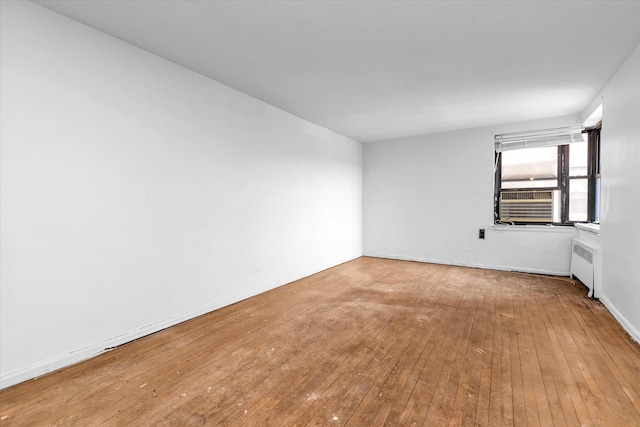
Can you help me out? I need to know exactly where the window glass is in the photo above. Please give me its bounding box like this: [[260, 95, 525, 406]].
[[569, 178, 588, 222], [569, 140, 588, 176], [553, 190, 561, 223], [501, 146, 557, 186]]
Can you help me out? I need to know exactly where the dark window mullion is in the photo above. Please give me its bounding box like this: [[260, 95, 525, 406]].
[[587, 128, 600, 222], [559, 145, 569, 223], [494, 151, 501, 222]]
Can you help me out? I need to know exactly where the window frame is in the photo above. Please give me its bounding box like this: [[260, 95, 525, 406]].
[[586, 124, 601, 223], [494, 127, 600, 225]]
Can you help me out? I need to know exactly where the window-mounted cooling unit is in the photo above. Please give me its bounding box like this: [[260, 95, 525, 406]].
[[499, 190, 554, 223]]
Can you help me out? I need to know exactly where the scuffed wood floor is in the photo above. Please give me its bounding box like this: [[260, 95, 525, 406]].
[[1, 257, 639, 426]]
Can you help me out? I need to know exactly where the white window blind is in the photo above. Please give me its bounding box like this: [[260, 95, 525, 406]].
[[495, 125, 585, 152]]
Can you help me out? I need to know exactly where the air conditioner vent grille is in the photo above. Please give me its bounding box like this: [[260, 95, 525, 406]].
[[501, 190, 554, 200], [499, 190, 554, 222]]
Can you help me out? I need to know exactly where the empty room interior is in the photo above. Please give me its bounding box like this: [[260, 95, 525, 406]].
[[1, 0, 640, 425]]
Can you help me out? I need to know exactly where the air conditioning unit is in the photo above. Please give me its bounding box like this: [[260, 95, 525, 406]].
[[499, 190, 554, 222]]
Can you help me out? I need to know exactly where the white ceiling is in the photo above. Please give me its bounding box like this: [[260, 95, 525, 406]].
[[34, 1, 640, 143]]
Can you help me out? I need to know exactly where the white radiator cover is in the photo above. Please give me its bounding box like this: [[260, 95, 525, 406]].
[[571, 238, 599, 298]]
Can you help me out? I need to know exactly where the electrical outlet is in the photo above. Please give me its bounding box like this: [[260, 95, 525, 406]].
[[479, 229, 485, 239]]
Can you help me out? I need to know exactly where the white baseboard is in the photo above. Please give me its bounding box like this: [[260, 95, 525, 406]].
[[365, 253, 640, 345], [598, 295, 640, 344], [0, 290, 266, 390], [4, 253, 636, 391], [0, 253, 362, 390], [364, 253, 570, 277]]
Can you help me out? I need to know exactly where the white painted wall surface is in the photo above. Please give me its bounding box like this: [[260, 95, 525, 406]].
[[363, 116, 581, 276], [0, 1, 362, 388], [598, 43, 640, 342]]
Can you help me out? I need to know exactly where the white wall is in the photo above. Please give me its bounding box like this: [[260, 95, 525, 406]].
[[363, 43, 640, 342], [363, 116, 580, 276], [0, 1, 362, 388], [598, 43, 640, 342]]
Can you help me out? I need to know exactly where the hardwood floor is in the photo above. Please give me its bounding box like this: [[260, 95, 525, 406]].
[[1, 257, 639, 426]]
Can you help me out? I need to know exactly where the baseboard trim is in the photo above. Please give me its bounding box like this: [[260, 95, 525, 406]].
[[0, 292, 266, 390], [364, 253, 570, 277], [365, 253, 640, 345], [598, 295, 640, 345], [0, 253, 362, 390]]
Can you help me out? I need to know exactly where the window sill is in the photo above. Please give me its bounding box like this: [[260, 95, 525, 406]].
[[491, 224, 578, 233], [574, 223, 600, 235]]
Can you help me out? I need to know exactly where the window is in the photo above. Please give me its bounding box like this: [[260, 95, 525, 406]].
[[568, 139, 588, 222], [586, 124, 602, 223], [494, 125, 601, 224]]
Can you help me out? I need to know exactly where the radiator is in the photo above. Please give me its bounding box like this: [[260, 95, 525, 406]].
[[570, 238, 597, 298]]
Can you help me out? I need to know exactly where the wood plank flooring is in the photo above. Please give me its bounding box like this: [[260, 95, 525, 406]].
[[1, 257, 639, 426]]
